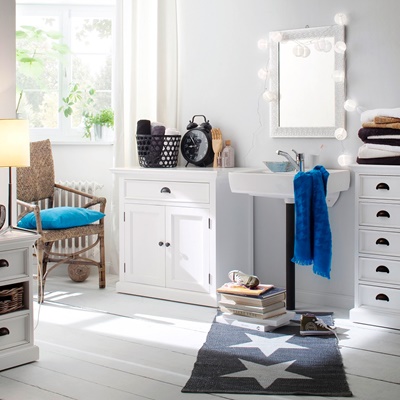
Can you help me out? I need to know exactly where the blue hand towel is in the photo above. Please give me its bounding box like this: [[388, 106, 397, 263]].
[[291, 165, 332, 279]]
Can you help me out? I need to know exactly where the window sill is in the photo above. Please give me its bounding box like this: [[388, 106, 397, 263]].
[[50, 140, 114, 146]]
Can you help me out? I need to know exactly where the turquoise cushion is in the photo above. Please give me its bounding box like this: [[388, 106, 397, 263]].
[[18, 207, 105, 230]]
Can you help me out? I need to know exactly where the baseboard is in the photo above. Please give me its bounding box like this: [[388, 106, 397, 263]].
[[296, 289, 354, 310]]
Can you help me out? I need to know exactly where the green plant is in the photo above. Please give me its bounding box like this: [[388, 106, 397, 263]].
[[90, 108, 114, 128], [16, 25, 69, 113]]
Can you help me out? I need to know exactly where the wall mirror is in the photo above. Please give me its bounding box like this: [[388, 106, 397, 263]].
[[269, 25, 345, 138]]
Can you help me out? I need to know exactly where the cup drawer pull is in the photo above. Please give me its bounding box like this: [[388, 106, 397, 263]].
[[0, 259, 9, 268], [376, 265, 390, 273], [160, 187, 171, 194], [376, 238, 390, 246], [376, 182, 390, 190], [375, 293, 389, 302], [0, 327, 10, 336], [376, 210, 390, 218]]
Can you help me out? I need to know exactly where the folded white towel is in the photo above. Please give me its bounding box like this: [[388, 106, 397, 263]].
[[358, 143, 400, 159], [360, 108, 400, 124], [165, 128, 180, 136]]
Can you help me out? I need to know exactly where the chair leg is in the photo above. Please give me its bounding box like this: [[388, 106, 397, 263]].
[[98, 234, 106, 289], [36, 242, 46, 304]]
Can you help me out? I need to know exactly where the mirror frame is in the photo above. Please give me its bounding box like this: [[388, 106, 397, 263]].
[[269, 25, 345, 138]]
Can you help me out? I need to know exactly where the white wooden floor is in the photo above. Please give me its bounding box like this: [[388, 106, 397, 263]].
[[0, 274, 399, 400]]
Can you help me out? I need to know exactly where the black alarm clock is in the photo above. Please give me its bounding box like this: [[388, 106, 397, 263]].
[[181, 115, 214, 167]]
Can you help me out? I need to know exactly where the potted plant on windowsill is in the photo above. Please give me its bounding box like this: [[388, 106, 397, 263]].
[[85, 108, 114, 141]]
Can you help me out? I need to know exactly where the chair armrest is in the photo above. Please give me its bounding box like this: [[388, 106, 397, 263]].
[[54, 183, 106, 213], [16, 200, 43, 232]]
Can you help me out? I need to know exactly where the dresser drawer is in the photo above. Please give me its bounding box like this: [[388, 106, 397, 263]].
[[359, 229, 400, 257], [360, 175, 400, 200], [359, 257, 400, 285], [124, 180, 210, 204], [358, 284, 400, 312], [0, 313, 29, 351], [359, 202, 400, 229], [0, 248, 29, 281]]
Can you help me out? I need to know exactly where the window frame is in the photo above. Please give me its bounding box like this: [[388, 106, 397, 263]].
[[16, 3, 115, 143]]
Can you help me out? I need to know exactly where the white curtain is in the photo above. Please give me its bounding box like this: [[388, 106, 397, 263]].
[[110, 0, 178, 273]]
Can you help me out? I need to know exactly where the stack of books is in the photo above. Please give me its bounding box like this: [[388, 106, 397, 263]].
[[216, 283, 295, 332]]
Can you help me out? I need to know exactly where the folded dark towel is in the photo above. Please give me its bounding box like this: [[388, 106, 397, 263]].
[[292, 166, 332, 279], [358, 127, 400, 142], [151, 125, 166, 136], [357, 156, 400, 165], [136, 119, 151, 135]]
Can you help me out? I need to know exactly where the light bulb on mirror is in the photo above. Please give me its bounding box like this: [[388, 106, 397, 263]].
[[293, 44, 304, 57], [334, 13, 348, 26], [344, 99, 357, 112], [257, 38, 269, 50], [338, 154, 353, 167], [257, 67, 269, 80], [262, 90, 277, 102], [335, 128, 348, 140], [334, 41, 347, 54], [314, 38, 332, 52], [270, 31, 283, 43]]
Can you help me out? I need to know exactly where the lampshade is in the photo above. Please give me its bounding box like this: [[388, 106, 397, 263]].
[[0, 119, 30, 167]]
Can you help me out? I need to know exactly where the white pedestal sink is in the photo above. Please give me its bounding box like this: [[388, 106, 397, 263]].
[[229, 168, 350, 206], [228, 167, 351, 309]]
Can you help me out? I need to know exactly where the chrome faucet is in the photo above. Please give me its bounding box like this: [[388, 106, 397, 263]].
[[276, 149, 305, 172]]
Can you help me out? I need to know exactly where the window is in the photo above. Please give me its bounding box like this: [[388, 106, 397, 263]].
[[16, 2, 115, 142]]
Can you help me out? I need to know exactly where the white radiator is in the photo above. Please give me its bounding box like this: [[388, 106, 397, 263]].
[[53, 180, 104, 254]]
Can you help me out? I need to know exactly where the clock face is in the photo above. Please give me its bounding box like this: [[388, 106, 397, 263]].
[[181, 129, 210, 165]]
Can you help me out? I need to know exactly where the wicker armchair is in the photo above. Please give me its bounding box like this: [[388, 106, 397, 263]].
[[16, 139, 106, 303]]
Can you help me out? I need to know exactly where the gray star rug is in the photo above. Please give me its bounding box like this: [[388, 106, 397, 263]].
[[182, 314, 352, 396]]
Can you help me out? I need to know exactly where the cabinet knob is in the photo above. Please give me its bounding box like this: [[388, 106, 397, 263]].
[[158, 241, 164, 246], [376, 265, 390, 273], [376, 238, 390, 246], [165, 242, 170, 247], [160, 187, 171, 194], [376, 182, 390, 190], [0, 259, 9, 268], [376, 210, 390, 218], [375, 293, 389, 302], [0, 327, 10, 336]]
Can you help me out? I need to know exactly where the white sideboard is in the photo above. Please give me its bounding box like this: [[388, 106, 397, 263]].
[[0, 230, 39, 371], [112, 167, 254, 307], [350, 164, 400, 329]]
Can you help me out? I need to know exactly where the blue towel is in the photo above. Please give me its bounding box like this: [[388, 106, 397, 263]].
[[291, 165, 332, 279]]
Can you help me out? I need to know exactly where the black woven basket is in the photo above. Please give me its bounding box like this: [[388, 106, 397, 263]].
[[136, 134, 181, 168]]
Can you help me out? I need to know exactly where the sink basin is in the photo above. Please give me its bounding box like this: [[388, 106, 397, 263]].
[[229, 168, 350, 206]]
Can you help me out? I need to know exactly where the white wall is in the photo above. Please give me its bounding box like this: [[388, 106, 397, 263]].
[[176, 0, 400, 308]]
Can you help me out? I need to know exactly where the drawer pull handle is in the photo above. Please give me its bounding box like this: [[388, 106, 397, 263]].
[[375, 293, 389, 302], [0, 259, 9, 268], [165, 242, 170, 247], [376, 210, 390, 218], [160, 187, 171, 194], [158, 241, 164, 246], [376, 238, 390, 246], [376, 265, 390, 273], [0, 327, 10, 336], [376, 182, 390, 190]]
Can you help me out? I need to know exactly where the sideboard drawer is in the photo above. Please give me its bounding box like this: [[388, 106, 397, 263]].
[[124, 180, 210, 204], [359, 229, 400, 257], [359, 257, 400, 285], [0, 314, 29, 351], [359, 202, 400, 229], [358, 284, 400, 312], [360, 175, 400, 200], [0, 248, 29, 281]]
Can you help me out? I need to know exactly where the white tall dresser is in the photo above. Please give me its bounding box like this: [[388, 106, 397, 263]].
[[351, 164, 400, 329]]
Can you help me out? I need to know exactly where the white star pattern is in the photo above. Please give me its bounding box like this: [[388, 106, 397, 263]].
[[221, 359, 312, 389], [230, 333, 308, 357]]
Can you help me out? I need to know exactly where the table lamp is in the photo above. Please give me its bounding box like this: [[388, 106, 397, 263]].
[[0, 119, 30, 234]]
